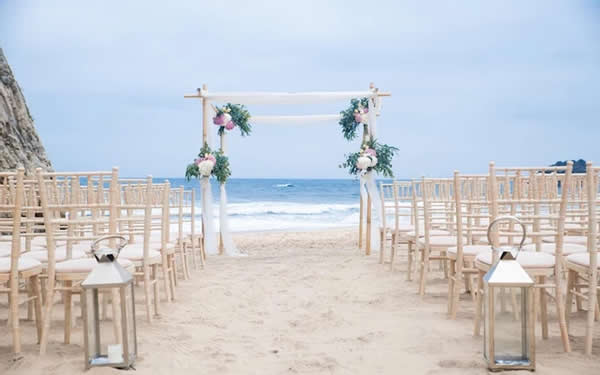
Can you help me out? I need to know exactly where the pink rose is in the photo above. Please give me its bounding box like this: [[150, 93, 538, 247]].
[[365, 148, 376, 157], [363, 107, 368, 113], [213, 114, 225, 125], [206, 154, 216, 163], [225, 121, 235, 130], [354, 113, 362, 123]]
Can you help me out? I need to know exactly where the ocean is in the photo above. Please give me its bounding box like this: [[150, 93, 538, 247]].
[[154, 178, 369, 232]]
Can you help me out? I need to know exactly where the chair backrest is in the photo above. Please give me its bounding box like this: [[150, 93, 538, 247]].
[[0, 169, 25, 279], [488, 162, 573, 256], [36, 168, 119, 281], [586, 163, 599, 272]]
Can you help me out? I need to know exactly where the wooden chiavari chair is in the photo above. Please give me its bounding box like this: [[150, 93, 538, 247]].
[[379, 181, 413, 268], [565, 162, 600, 354], [116, 177, 162, 322], [0, 169, 43, 357], [473, 162, 573, 353], [447, 172, 492, 319], [35, 168, 134, 354], [417, 178, 463, 296]]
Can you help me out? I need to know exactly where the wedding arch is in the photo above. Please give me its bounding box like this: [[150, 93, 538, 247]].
[[184, 83, 392, 256]]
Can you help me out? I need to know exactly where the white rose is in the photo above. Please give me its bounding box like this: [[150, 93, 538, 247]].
[[223, 113, 232, 124], [369, 155, 378, 167], [356, 156, 371, 170], [360, 113, 369, 124], [198, 160, 215, 176]]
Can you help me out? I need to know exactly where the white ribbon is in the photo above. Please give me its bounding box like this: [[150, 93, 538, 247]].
[[219, 183, 245, 256], [201, 177, 217, 255]]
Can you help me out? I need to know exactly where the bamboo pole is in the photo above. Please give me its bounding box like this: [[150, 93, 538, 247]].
[[358, 196, 363, 249], [218, 131, 225, 255]]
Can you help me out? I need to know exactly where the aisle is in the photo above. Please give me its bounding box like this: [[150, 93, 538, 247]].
[[2, 229, 598, 374]]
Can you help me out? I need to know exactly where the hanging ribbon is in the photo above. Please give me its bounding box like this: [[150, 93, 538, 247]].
[[219, 183, 245, 256], [359, 171, 382, 251], [201, 176, 217, 255]]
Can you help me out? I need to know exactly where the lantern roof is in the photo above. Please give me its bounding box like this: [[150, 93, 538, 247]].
[[484, 251, 534, 287], [81, 259, 133, 288]]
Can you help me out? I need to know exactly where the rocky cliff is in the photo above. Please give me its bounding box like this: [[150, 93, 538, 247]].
[[0, 48, 52, 173]]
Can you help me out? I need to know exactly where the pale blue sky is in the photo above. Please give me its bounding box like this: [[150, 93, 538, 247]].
[[1, 0, 599, 178]]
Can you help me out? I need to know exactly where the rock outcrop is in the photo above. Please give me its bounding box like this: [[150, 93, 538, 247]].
[[0, 48, 52, 173]]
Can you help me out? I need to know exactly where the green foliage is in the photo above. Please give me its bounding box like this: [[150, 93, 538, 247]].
[[338, 97, 369, 141], [216, 103, 252, 137], [340, 139, 398, 178], [185, 143, 231, 184]]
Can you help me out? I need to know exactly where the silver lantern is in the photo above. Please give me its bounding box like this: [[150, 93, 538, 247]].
[[81, 235, 137, 369], [483, 216, 535, 371]]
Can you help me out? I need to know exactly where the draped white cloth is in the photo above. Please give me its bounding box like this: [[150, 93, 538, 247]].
[[250, 114, 341, 125], [360, 172, 382, 251], [219, 183, 244, 256], [201, 91, 375, 105], [200, 177, 217, 255]]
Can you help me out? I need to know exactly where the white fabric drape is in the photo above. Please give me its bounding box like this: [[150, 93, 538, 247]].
[[202, 91, 375, 105], [360, 172, 382, 251], [250, 114, 341, 125], [219, 183, 244, 256], [201, 177, 217, 254]]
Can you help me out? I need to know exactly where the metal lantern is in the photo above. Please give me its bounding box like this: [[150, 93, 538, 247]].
[[81, 235, 137, 370], [483, 216, 535, 372]]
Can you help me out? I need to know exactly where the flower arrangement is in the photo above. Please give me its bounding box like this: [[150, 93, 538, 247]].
[[213, 103, 252, 137], [340, 139, 398, 178], [339, 97, 370, 140], [185, 143, 231, 184]]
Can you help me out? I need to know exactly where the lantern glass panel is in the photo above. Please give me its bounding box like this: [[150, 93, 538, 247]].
[[124, 284, 137, 361], [84, 288, 100, 360], [489, 286, 530, 365]]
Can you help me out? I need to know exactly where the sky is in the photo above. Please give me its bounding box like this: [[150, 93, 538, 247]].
[[0, 0, 599, 179]]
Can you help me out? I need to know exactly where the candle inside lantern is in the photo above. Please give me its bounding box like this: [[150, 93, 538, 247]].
[[108, 344, 123, 363]]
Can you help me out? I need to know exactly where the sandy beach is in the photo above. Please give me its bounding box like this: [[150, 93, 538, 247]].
[[1, 228, 599, 374]]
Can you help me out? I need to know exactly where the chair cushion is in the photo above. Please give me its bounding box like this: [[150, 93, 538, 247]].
[[476, 251, 555, 268], [381, 224, 414, 232], [406, 229, 450, 238], [522, 243, 587, 255], [566, 253, 600, 269], [543, 236, 588, 245], [55, 258, 133, 273], [417, 236, 467, 247], [0, 257, 42, 272], [21, 249, 87, 263], [119, 245, 162, 261], [447, 245, 492, 256]]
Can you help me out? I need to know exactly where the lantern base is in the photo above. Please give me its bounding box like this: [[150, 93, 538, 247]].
[[88, 355, 135, 370]]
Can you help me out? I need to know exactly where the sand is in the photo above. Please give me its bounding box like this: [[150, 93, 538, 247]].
[[1, 228, 599, 374]]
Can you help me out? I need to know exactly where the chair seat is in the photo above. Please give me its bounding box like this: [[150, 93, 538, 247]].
[[475, 236, 533, 246], [417, 236, 466, 247], [22, 249, 87, 263], [406, 229, 450, 238], [522, 243, 587, 255], [0, 257, 42, 272], [476, 251, 555, 268], [381, 224, 414, 232], [543, 236, 587, 245], [119, 245, 162, 261], [565, 253, 600, 269], [56, 258, 133, 273], [447, 245, 492, 256]]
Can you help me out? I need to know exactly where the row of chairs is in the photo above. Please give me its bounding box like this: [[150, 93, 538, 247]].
[[0, 168, 205, 357], [379, 161, 599, 355]]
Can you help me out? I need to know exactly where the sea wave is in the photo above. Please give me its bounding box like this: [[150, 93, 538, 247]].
[[227, 201, 358, 216]]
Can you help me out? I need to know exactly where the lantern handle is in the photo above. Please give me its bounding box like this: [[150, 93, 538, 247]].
[[91, 235, 128, 256], [486, 215, 527, 252]]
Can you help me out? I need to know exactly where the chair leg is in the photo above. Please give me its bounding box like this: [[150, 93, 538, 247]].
[[63, 281, 72, 344], [406, 241, 413, 281], [390, 234, 397, 272], [447, 259, 455, 316], [565, 269, 575, 330], [9, 275, 21, 356], [142, 265, 153, 323], [31, 275, 43, 344], [152, 264, 160, 316], [554, 274, 571, 352], [474, 270, 484, 336], [539, 276, 549, 340], [419, 246, 429, 296], [379, 230, 385, 264], [161, 252, 171, 302]]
